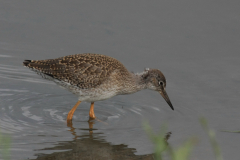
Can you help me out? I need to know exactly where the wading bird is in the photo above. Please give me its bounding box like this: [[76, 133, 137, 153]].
[[23, 53, 174, 123]]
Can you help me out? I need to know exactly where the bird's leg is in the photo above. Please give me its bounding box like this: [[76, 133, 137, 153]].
[[67, 101, 81, 123], [89, 102, 96, 119], [88, 118, 95, 134]]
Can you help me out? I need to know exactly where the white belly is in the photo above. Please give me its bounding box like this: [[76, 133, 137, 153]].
[[54, 79, 119, 102], [77, 89, 117, 102]]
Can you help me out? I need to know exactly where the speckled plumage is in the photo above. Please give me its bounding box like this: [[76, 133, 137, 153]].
[[24, 53, 135, 102], [23, 53, 129, 88], [23, 53, 174, 110]]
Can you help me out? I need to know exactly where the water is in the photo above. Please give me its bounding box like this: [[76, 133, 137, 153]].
[[0, 1, 240, 159]]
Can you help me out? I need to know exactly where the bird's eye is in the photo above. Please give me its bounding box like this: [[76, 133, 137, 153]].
[[159, 81, 164, 86]]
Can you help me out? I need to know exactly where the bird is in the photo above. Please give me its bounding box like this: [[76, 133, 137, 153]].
[[23, 53, 174, 123]]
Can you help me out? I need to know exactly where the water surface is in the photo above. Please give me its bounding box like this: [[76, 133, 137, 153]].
[[0, 1, 240, 159]]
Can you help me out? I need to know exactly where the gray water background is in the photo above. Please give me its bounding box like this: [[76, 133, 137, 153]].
[[0, 1, 240, 159]]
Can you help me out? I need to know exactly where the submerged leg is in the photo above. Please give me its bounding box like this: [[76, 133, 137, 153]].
[[67, 101, 81, 122], [89, 102, 96, 119], [88, 118, 95, 134]]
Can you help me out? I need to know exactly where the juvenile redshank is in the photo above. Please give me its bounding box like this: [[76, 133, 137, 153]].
[[23, 53, 174, 122]]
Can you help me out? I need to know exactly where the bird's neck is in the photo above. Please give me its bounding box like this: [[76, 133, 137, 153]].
[[119, 70, 148, 95]]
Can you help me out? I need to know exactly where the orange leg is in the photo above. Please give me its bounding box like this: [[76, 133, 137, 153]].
[[89, 102, 96, 119], [88, 118, 94, 134], [67, 101, 81, 122]]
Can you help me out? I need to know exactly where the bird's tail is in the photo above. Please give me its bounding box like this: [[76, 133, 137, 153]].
[[23, 60, 32, 67], [22, 59, 56, 80]]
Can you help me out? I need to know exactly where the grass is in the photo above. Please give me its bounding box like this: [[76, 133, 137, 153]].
[[200, 118, 223, 160], [143, 118, 223, 160], [0, 130, 11, 160], [0, 118, 225, 160]]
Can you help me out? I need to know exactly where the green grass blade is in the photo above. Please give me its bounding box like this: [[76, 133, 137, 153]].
[[171, 138, 197, 160], [200, 118, 223, 160], [0, 130, 11, 160]]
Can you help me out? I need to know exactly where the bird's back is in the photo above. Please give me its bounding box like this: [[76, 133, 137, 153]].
[[23, 53, 129, 89]]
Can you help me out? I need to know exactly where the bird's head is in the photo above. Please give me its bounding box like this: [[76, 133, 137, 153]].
[[143, 68, 174, 110]]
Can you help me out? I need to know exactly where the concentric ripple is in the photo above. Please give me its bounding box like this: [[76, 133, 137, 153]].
[[0, 63, 175, 160]]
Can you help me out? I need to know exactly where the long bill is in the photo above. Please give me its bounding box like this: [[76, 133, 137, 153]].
[[159, 90, 174, 110]]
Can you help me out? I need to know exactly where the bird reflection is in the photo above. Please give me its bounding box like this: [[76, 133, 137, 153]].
[[33, 120, 171, 160], [67, 118, 96, 138]]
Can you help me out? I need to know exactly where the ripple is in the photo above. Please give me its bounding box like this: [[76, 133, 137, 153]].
[[0, 54, 12, 57], [0, 64, 52, 84], [0, 64, 174, 159]]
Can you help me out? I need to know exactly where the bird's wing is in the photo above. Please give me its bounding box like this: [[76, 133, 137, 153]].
[[23, 53, 128, 89]]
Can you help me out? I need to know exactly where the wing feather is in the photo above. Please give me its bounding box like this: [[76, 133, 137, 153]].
[[23, 53, 128, 89]]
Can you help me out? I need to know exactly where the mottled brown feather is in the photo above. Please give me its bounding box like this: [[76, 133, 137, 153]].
[[23, 53, 129, 89]]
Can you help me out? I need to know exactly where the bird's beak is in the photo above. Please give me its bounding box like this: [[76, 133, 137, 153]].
[[159, 89, 174, 110]]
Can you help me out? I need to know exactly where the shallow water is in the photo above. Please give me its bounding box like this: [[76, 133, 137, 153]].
[[1, 1, 240, 160]]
